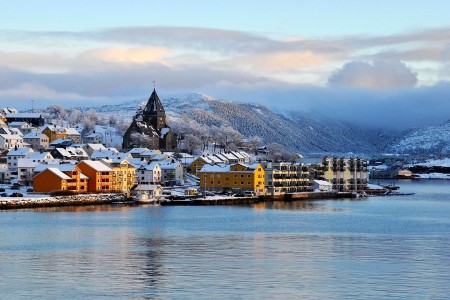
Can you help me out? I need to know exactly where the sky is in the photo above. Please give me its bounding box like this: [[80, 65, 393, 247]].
[[1, 0, 450, 130]]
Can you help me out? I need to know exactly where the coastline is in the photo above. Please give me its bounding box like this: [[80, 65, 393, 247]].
[[0, 193, 128, 210]]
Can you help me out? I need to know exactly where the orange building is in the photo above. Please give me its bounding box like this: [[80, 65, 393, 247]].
[[77, 160, 113, 193], [33, 164, 88, 193]]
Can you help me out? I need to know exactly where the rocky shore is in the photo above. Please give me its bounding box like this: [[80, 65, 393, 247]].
[[0, 193, 128, 210]]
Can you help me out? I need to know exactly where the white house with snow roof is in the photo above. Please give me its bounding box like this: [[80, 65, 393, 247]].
[[6, 147, 34, 170], [83, 132, 103, 144], [159, 158, 184, 185], [128, 148, 150, 158], [18, 157, 60, 185], [64, 128, 81, 143], [82, 143, 106, 157], [0, 163, 11, 181], [137, 161, 161, 184], [90, 148, 119, 160], [0, 133, 24, 150]]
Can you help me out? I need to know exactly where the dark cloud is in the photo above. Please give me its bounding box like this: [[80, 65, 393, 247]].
[[328, 60, 417, 90]]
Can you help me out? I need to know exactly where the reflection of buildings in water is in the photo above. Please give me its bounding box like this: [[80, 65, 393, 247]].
[[267, 201, 322, 211], [141, 237, 166, 287], [31, 204, 134, 213]]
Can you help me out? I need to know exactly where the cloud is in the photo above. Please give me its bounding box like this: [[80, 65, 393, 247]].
[[328, 60, 417, 90]]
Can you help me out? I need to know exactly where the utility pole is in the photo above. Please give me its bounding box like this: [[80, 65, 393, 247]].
[[31, 100, 34, 113]]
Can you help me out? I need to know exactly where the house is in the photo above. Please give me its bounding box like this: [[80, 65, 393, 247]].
[[18, 156, 59, 186], [82, 143, 107, 157], [140, 149, 162, 161], [100, 157, 137, 192], [83, 132, 103, 144], [50, 147, 89, 161], [0, 133, 24, 149], [6, 147, 34, 170], [127, 147, 150, 158], [33, 164, 88, 193], [23, 132, 50, 150], [198, 162, 265, 195], [0, 119, 7, 128], [312, 180, 333, 192], [50, 138, 74, 149], [8, 121, 34, 135], [5, 112, 45, 127], [64, 128, 81, 144], [159, 159, 184, 185], [0, 164, 11, 182], [90, 148, 119, 160], [190, 155, 224, 175], [77, 160, 113, 192], [122, 88, 176, 150], [42, 125, 68, 143], [136, 161, 161, 184]]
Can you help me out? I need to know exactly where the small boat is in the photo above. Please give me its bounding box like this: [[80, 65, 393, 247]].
[[135, 191, 158, 204], [131, 184, 163, 204]]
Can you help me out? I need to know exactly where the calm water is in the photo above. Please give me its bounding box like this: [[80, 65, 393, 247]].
[[1, 181, 449, 299]]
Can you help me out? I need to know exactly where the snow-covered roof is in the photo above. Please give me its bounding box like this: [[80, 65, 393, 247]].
[[23, 132, 48, 139], [27, 152, 53, 160], [313, 180, 333, 186], [159, 159, 181, 170], [50, 138, 73, 146], [141, 149, 161, 157], [7, 147, 33, 156], [128, 147, 150, 155], [90, 148, 119, 159], [134, 184, 162, 191], [8, 121, 29, 127], [64, 128, 80, 135], [152, 153, 170, 161], [34, 163, 77, 173], [65, 147, 88, 157], [199, 163, 231, 172], [46, 168, 72, 180], [138, 161, 160, 170], [84, 132, 102, 138], [79, 160, 113, 172], [6, 113, 42, 119], [85, 143, 106, 150], [18, 158, 41, 169]]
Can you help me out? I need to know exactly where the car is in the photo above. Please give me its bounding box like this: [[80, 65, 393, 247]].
[[26, 188, 33, 193], [10, 192, 23, 197], [0, 192, 8, 197], [0, 188, 5, 192], [10, 186, 20, 190]]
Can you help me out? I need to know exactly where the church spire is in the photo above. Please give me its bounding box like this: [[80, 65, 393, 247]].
[[143, 88, 165, 114]]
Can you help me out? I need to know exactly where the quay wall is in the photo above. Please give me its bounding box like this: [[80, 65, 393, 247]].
[[0, 193, 127, 210]]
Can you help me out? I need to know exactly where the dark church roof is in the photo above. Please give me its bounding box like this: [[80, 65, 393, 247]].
[[143, 88, 164, 114]]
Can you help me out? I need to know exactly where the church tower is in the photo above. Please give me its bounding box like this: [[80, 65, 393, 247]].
[[142, 88, 166, 131]]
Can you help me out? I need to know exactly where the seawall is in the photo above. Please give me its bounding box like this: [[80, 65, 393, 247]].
[[0, 193, 127, 210]]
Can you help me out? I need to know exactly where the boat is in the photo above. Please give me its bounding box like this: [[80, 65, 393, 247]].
[[131, 184, 163, 204]]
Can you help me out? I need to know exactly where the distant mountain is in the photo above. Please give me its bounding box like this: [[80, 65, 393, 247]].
[[387, 120, 450, 155], [85, 93, 386, 155]]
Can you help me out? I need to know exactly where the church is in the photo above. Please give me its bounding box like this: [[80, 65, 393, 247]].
[[122, 88, 176, 151]]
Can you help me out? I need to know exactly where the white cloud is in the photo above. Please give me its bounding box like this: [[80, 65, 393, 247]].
[[328, 60, 417, 90]]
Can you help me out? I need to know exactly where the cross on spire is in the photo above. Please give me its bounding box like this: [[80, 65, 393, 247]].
[[153, 80, 156, 89]]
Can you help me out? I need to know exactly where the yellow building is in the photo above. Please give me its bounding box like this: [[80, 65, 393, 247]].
[[322, 157, 368, 191], [101, 158, 137, 192], [42, 125, 68, 143], [190, 155, 223, 175], [198, 163, 265, 194]]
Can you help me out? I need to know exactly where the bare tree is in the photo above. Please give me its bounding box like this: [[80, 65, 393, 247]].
[[265, 143, 296, 161], [248, 135, 263, 155], [129, 133, 151, 148]]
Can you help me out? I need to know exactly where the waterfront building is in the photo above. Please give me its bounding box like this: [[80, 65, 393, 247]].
[[77, 160, 114, 192], [122, 88, 176, 151], [159, 159, 184, 185], [33, 164, 88, 193], [321, 157, 369, 191], [100, 157, 137, 192], [190, 151, 253, 175], [136, 161, 161, 185], [312, 180, 333, 192], [198, 162, 265, 194], [262, 161, 311, 195]]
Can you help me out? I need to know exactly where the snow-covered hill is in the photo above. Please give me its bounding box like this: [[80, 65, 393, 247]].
[[74, 93, 447, 156], [387, 120, 450, 155]]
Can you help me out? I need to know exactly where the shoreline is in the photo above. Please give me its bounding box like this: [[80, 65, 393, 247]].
[[0, 193, 128, 210]]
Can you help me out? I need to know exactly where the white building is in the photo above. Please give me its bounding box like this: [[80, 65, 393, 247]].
[[6, 147, 34, 170], [312, 180, 333, 192], [18, 157, 60, 185], [160, 159, 184, 185], [0, 164, 11, 182], [137, 162, 161, 184], [0, 133, 24, 150]]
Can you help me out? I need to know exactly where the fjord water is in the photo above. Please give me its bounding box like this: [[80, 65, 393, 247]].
[[1, 181, 449, 299]]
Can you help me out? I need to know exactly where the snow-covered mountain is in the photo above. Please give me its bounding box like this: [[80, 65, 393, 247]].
[[387, 120, 450, 155], [84, 93, 386, 155]]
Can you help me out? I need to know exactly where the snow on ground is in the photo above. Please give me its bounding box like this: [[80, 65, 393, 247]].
[[415, 173, 450, 179], [0, 183, 51, 201], [416, 158, 450, 168]]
